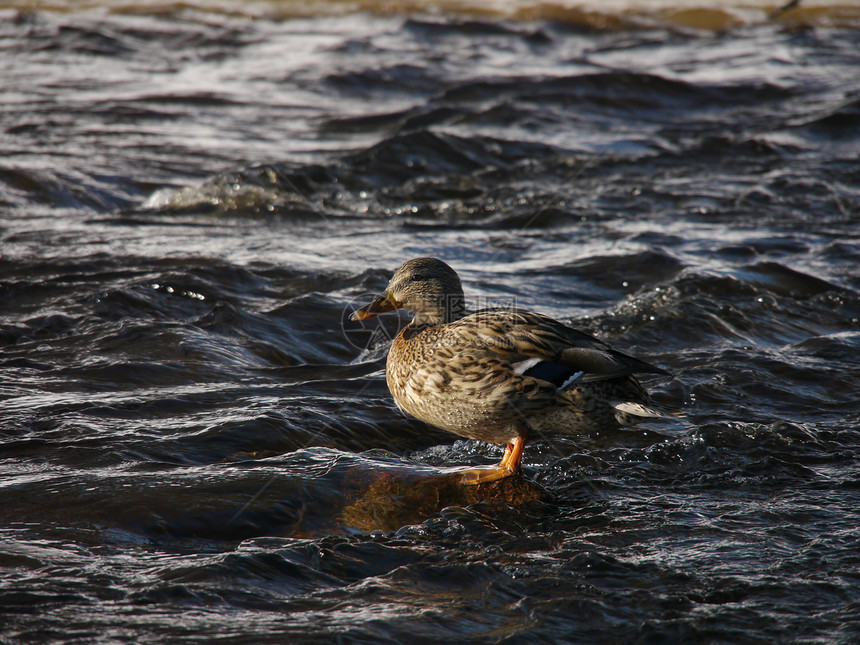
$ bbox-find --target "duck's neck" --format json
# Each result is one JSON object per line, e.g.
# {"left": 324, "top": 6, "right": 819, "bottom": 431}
{"left": 410, "top": 293, "right": 467, "bottom": 327}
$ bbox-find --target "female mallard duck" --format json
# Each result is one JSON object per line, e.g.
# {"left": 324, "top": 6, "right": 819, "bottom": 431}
{"left": 352, "top": 257, "right": 674, "bottom": 484}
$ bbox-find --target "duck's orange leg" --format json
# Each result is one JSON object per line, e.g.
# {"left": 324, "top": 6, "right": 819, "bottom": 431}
{"left": 499, "top": 434, "right": 526, "bottom": 472}
{"left": 459, "top": 434, "right": 527, "bottom": 485}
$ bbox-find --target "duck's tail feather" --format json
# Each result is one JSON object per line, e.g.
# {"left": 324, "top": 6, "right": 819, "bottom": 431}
{"left": 613, "top": 399, "right": 684, "bottom": 425}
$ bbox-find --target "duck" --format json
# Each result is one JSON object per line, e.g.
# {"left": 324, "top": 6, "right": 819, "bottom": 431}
{"left": 351, "top": 257, "right": 675, "bottom": 484}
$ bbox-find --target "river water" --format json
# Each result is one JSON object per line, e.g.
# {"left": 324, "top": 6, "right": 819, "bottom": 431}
{"left": 2, "top": 1, "right": 860, "bottom": 642}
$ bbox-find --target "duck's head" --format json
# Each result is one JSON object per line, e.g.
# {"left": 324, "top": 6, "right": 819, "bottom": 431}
{"left": 351, "top": 257, "right": 466, "bottom": 326}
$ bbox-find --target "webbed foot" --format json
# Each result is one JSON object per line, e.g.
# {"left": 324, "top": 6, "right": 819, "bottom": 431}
{"left": 459, "top": 465, "right": 518, "bottom": 485}
{"left": 458, "top": 435, "right": 527, "bottom": 485}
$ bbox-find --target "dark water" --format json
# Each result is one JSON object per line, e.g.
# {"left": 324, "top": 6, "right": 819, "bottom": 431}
{"left": 2, "top": 3, "right": 860, "bottom": 642}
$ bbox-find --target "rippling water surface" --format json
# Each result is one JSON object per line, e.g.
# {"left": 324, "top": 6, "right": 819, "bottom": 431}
{"left": 2, "top": 1, "right": 860, "bottom": 642}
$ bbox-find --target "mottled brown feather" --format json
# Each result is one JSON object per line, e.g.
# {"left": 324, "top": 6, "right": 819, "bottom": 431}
{"left": 355, "top": 258, "right": 675, "bottom": 453}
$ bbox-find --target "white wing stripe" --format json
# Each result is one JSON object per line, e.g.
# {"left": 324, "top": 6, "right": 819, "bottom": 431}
{"left": 561, "top": 371, "right": 584, "bottom": 388}
{"left": 512, "top": 358, "right": 542, "bottom": 374}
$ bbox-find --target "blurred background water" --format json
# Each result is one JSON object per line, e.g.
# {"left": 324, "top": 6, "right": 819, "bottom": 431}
{"left": 2, "top": 0, "right": 860, "bottom": 642}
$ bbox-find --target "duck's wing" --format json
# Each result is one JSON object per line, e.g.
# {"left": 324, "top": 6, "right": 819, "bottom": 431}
{"left": 453, "top": 308, "right": 668, "bottom": 385}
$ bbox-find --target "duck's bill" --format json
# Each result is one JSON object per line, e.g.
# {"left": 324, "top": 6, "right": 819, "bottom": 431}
{"left": 350, "top": 293, "right": 401, "bottom": 321}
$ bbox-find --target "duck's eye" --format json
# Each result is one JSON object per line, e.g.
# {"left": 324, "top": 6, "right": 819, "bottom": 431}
{"left": 410, "top": 273, "right": 424, "bottom": 282}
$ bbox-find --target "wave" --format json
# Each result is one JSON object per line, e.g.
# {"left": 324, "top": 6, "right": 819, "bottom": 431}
{"left": 5, "top": 0, "right": 860, "bottom": 29}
